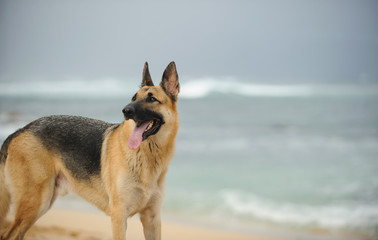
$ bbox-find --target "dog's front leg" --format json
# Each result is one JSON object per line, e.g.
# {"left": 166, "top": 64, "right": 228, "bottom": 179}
{"left": 140, "top": 206, "right": 161, "bottom": 240}
{"left": 110, "top": 201, "right": 128, "bottom": 240}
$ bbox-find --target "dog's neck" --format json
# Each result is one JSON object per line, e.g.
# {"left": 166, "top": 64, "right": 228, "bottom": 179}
{"left": 117, "top": 120, "right": 178, "bottom": 184}
{"left": 125, "top": 138, "right": 174, "bottom": 186}
{"left": 137, "top": 124, "right": 178, "bottom": 166}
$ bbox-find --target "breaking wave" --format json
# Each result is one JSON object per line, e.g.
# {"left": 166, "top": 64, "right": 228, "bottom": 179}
{"left": 0, "top": 78, "right": 136, "bottom": 99}
{"left": 180, "top": 78, "right": 314, "bottom": 98}
{"left": 1, "top": 77, "right": 377, "bottom": 99}
{"left": 220, "top": 190, "right": 378, "bottom": 235}
{"left": 180, "top": 78, "right": 378, "bottom": 98}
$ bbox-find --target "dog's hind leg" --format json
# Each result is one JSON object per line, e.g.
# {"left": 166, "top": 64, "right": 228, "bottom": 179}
{"left": 0, "top": 132, "right": 56, "bottom": 240}
{"left": 1, "top": 178, "right": 55, "bottom": 240}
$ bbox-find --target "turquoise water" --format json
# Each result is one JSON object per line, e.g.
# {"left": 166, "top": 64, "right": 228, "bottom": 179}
{"left": 1, "top": 79, "right": 378, "bottom": 238}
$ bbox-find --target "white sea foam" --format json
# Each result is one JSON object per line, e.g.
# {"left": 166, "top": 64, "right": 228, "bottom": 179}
{"left": 220, "top": 190, "right": 378, "bottom": 231}
{"left": 1, "top": 77, "right": 377, "bottom": 99}
{"left": 180, "top": 78, "right": 314, "bottom": 98}
{"left": 179, "top": 78, "right": 378, "bottom": 98}
{"left": 0, "top": 78, "right": 135, "bottom": 99}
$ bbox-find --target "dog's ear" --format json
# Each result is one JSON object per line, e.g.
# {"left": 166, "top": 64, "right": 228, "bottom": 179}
{"left": 141, "top": 62, "right": 154, "bottom": 87}
{"left": 160, "top": 61, "right": 180, "bottom": 101}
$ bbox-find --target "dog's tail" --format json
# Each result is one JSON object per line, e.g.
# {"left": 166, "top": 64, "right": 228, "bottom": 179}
{"left": 0, "top": 167, "right": 10, "bottom": 227}
{"left": 0, "top": 135, "right": 12, "bottom": 226}
{"left": 0, "top": 164, "right": 10, "bottom": 227}
{"left": 0, "top": 129, "right": 26, "bottom": 225}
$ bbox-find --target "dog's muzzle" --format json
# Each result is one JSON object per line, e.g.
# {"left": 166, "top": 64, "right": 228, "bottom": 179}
{"left": 122, "top": 104, "right": 135, "bottom": 120}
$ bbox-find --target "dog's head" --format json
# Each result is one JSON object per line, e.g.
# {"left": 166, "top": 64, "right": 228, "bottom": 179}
{"left": 122, "top": 62, "right": 180, "bottom": 150}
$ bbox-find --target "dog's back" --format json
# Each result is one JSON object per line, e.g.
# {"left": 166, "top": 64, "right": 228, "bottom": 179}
{"left": 26, "top": 115, "right": 117, "bottom": 179}
{"left": 2, "top": 116, "right": 117, "bottom": 179}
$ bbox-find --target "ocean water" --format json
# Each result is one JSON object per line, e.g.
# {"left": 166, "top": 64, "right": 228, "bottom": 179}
{"left": 1, "top": 79, "right": 378, "bottom": 239}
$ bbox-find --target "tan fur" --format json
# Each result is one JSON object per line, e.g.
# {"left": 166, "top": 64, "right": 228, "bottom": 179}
{"left": 1, "top": 132, "right": 56, "bottom": 239}
{"left": 103, "top": 86, "right": 178, "bottom": 239}
{"left": 0, "top": 63, "right": 180, "bottom": 240}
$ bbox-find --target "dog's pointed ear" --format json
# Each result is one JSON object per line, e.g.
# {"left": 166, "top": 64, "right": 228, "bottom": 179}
{"left": 141, "top": 62, "right": 154, "bottom": 87}
{"left": 160, "top": 61, "right": 180, "bottom": 101}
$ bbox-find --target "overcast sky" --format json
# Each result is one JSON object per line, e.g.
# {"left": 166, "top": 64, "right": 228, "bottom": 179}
{"left": 0, "top": 0, "right": 377, "bottom": 83}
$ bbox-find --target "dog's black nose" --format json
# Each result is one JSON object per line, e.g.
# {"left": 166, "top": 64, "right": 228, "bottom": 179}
{"left": 122, "top": 105, "right": 135, "bottom": 120}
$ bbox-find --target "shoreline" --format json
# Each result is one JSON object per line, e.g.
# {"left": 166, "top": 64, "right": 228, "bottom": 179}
{"left": 49, "top": 197, "right": 372, "bottom": 240}
{"left": 2, "top": 206, "right": 371, "bottom": 240}
{"left": 21, "top": 208, "right": 276, "bottom": 240}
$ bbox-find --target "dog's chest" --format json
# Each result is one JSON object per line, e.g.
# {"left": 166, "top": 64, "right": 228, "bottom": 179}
{"left": 117, "top": 173, "right": 165, "bottom": 216}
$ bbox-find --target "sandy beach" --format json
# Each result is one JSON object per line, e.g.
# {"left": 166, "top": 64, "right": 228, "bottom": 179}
{"left": 0, "top": 208, "right": 280, "bottom": 240}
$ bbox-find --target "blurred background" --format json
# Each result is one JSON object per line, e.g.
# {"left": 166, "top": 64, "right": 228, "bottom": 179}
{"left": 1, "top": 0, "right": 378, "bottom": 239}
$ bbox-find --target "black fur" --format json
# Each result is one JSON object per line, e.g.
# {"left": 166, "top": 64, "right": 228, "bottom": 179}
{"left": 29, "top": 115, "right": 118, "bottom": 179}
{"left": 123, "top": 98, "right": 164, "bottom": 124}
{"left": 1, "top": 115, "right": 118, "bottom": 180}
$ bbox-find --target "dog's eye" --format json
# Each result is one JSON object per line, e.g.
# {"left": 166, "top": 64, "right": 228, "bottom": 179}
{"left": 132, "top": 94, "right": 137, "bottom": 101}
{"left": 148, "top": 96, "right": 158, "bottom": 102}
{"left": 146, "top": 93, "right": 160, "bottom": 103}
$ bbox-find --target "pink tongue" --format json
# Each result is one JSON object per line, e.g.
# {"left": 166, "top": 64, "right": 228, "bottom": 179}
{"left": 128, "top": 121, "right": 152, "bottom": 150}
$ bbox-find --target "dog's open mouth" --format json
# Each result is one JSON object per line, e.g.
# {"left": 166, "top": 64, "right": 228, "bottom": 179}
{"left": 141, "top": 119, "right": 162, "bottom": 140}
{"left": 128, "top": 119, "right": 163, "bottom": 150}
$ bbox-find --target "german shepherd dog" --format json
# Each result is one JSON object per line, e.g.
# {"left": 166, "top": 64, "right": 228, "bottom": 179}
{"left": 0, "top": 62, "right": 180, "bottom": 240}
